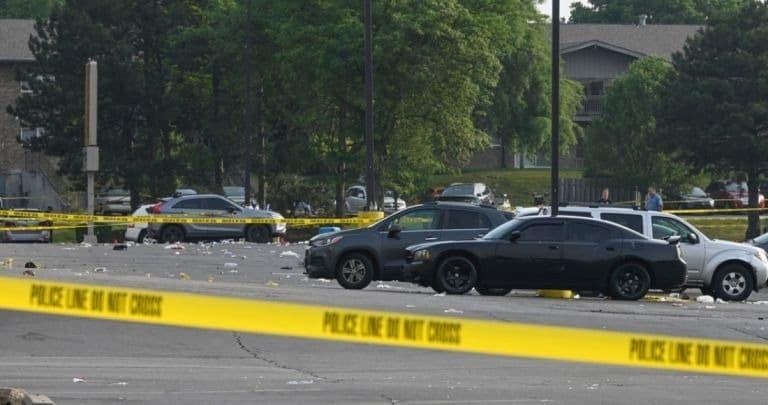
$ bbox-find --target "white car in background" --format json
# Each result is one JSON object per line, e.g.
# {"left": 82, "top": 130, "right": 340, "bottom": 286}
{"left": 345, "top": 185, "right": 406, "bottom": 214}
{"left": 124, "top": 204, "right": 153, "bottom": 243}
{"left": 538, "top": 205, "right": 768, "bottom": 301}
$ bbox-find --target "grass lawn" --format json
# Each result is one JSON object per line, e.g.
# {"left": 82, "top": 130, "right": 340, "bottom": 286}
{"left": 429, "top": 168, "right": 583, "bottom": 206}
{"left": 685, "top": 218, "right": 756, "bottom": 242}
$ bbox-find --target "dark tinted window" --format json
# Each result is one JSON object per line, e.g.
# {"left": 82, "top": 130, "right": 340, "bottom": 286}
{"left": 201, "top": 198, "right": 237, "bottom": 211}
{"left": 172, "top": 199, "right": 201, "bottom": 209}
{"left": 519, "top": 223, "right": 562, "bottom": 242}
{"left": 446, "top": 210, "right": 491, "bottom": 229}
{"left": 566, "top": 222, "right": 611, "bottom": 243}
{"left": 601, "top": 213, "right": 643, "bottom": 234}
{"left": 559, "top": 211, "right": 593, "bottom": 218}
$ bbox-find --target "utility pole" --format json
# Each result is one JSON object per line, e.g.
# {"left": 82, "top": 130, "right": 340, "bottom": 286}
{"left": 550, "top": 1, "right": 560, "bottom": 217}
{"left": 363, "top": 0, "right": 376, "bottom": 211}
{"left": 243, "top": 0, "right": 254, "bottom": 207}
{"left": 84, "top": 60, "right": 99, "bottom": 243}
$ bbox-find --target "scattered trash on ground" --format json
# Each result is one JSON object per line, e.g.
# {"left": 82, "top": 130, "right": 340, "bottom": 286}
{"left": 444, "top": 308, "right": 464, "bottom": 314}
{"left": 266, "top": 281, "right": 279, "bottom": 287}
{"left": 208, "top": 276, "right": 214, "bottom": 283}
{"left": 24, "top": 261, "right": 38, "bottom": 269}
{"left": 179, "top": 272, "right": 190, "bottom": 280}
{"left": 705, "top": 305, "right": 716, "bottom": 309}
{"left": 22, "top": 269, "right": 35, "bottom": 277}
{"left": 696, "top": 295, "right": 715, "bottom": 303}
{"left": 405, "top": 304, "right": 415, "bottom": 308}
{"left": 753, "top": 301, "right": 768, "bottom": 305}
{"left": 433, "top": 292, "right": 447, "bottom": 297}
{"left": 113, "top": 244, "right": 127, "bottom": 251}
{"left": 279, "top": 251, "right": 301, "bottom": 259}
{"left": 72, "top": 377, "right": 86, "bottom": 383}
{"left": 94, "top": 267, "right": 107, "bottom": 273}
{"left": 109, "top": 382, "right": 128, "bottom": 386}
{"left": 286, "top": 380, "right": 314, "bottom": 385}
{"left": 376, "top": 283, "right": 393, "bottom": 289}
{"left": 165, "top": 243, "right": 185, "bottom": 250}
{"left": 280, "top": 266, "right": 293, "bottom": 270}
{"left": 715, "top": 298, "right": 728, "bottom": 304}
{"left": 80, "top": 242, "right": 92, "bottom": 248}
{"left": 224, "top": 262, "right": 238, "bottom": 268}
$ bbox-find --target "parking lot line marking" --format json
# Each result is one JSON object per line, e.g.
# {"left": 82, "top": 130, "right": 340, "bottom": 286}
{"left": 2, "top": 274, "right": 768, "bottom": 379}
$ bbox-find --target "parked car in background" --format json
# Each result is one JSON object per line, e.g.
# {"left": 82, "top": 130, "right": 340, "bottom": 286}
{"left": 706, "top": 180, "right": 765, "bottom": 208}
{"left": 174, "top": 188, "right": 198, "bottom": 197}
{"left": 403, "top": 216, "right": 686, "bottom": 300}
{"left": 538, "top": 205, "right": 768, "bottom": 301}
{"left": 663, "top": 187, "right": 715, "bottom": 210}
{"left": 223, "top": 186, "right": 246, "bottom": 205}
{"left": 147, "top": 194, "right": 286, "bottom": 243}
{"left": 124, "top": 204, "right": 154, "bottom": 243}
{"left": 344, "top": 185, "right": 406, "bottom": 214}
{"left": 96, "top": 189, "right": 131, "bottom": 215}
{"left": 304, "top": 202, "right": 514, "bottom": 290}
{"left": 746, "top": 232, "right": 768, "bottom": 252}
{"left": 0, "top": 209, "right": 53, "bottom": 243}
{"left": 436, "top": 183, "right": 495, "bottom": 206}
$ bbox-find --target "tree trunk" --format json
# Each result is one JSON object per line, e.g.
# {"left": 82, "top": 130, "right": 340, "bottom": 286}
{"left": 746, "top": 171, "right": 761, "bottom": 240}
{"left": 257, "top": 86, "right": 267, "bottom": 209}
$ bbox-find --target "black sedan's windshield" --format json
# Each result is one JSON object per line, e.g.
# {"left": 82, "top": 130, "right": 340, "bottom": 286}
{"left": 483, "top": 219, "right": 523, "bottom": 240}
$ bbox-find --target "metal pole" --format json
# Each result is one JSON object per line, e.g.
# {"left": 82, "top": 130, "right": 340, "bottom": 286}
{"left": 243, "top": 0, "right": 253, "bottom": 207}
{"left": 364, "top": 0, "right": 376, "bottom": 211}
{"left": 550, "top": 1, "right": 560, "bottom": 217}
{"left": 84, "top": 60, "right": 98, "bottom": 243}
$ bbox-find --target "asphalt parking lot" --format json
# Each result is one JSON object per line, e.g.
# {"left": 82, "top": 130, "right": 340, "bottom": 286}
{"left": 3, "top": 241, "right": 768, "bottom": 404}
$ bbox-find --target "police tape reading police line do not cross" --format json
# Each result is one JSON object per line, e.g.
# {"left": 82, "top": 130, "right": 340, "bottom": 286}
{"left": 29, "top": 284, "right": 163, "bottom": 318}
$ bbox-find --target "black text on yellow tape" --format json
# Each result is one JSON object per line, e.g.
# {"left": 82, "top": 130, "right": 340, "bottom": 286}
{"left": 2, "top": 275, "right": 768, "bottom": 379}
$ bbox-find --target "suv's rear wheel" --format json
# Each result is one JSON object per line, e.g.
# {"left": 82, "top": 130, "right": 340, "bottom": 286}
{"left": 336, "top": 253, "right": 374, "bottom": 289}
{"left": 436, "top": 256, "right": 477, "bottom": 295}
{"left": 160, "top": 225, "right": 185, "bottom": 243}
{"left": 711, "top": 264, "right": 753, "bottom": 301}
{"left": 608, "top": 262, "right": 650, "bottom": 300}
{"left": 245, "top": 225, "right": 271, "bottom": 243}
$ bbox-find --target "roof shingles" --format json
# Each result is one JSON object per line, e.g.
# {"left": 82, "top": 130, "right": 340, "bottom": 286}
{"left": 559, "top": 24, "right": 702, "bottom": 61}
{"left": 0, "top": 19, "right": 35, "bottom": 62}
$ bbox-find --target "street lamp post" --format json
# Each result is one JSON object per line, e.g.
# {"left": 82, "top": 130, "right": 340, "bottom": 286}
{"left": 364, "top": 0, "right": 376, "bottom": 211}
{"left": 550, "top": 1, "right": 560, "bottom": 217}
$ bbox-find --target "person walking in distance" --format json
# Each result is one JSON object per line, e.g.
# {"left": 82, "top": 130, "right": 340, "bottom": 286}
{"left": 597, "top": 188, "right": 611, "bottom": 204}
{"left": 646, "top": 187, "right": 663, "bottom": 211}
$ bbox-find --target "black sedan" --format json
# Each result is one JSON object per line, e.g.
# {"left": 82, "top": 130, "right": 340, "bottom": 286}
{"left": 402, "top": 216, "right": 687, "bottom": 300}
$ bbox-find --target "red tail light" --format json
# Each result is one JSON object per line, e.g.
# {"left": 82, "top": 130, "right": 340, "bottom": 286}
{"left": 150, "top": 202, "right": 164, "bottom": 214}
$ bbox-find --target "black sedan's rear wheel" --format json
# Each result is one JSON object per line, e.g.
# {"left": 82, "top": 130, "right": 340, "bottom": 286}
{"left": 436, "top": 256, "right": 477, "bottom": 295}
{"left": 160, "top": 225, "right": 185, "bottom": 244}
{"left": 245, "top": 225, "right": 272, "bottom": 243}
{"left": 336, "top": 253, "right": 374, "bottom": 290}
{"left": 475, "top": 286, "right": 512, "bottom": 296}
{"left": 608, "top": 262, "right": 650, "bottom": 301}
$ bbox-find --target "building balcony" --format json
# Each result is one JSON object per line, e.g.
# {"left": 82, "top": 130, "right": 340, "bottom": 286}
{"left": 575, "top": 96, "right": 603, "bottom": 122}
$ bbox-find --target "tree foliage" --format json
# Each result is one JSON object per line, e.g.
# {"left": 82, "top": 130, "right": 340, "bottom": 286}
{"left": 0, "top": 0, "right": 62, "bottom": 19}
{"left": 657, "top": 1, "right": 768, "bottom": 238}
{"left": 584, "top": 57, "right": 687, "bottom": 190}
{"left": 569, "top": 0, "right": 749, "bottom": 24}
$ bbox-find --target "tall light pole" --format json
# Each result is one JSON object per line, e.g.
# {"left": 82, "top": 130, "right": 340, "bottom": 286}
{"left": 364, "top": 0, "right": 376, "bottom": 210}
{"left": 84, "top": 60, "right": 99, "bottom": 243}
{"left": 550, "top": 1, "right": 560, "bottom": 217}
{"left": 243, "top": 0, "right": 254, "bottom": 207}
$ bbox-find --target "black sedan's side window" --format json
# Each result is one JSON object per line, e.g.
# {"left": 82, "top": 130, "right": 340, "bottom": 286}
{"left": 566, "top": 222, "right": 611, "bottom": 243}
{"left": 445, "top": 210, "right": 491, "bottom": 230}
{"left": 518, "top": 224, "right": 562, "bottom": 242}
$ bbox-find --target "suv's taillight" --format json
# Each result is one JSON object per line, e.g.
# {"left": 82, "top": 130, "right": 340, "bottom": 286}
{"left": 150, "top": 202, "right": 164, "bottom": 214}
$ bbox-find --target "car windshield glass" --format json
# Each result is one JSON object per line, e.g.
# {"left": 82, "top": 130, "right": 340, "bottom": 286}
{"left": 483, "top": 219, "right": 523, "bottom": 240}
{"left": 754, "top": 233, "right": 768, "bottom": 244}
{"left": 223, "top": 187, "right": 244, "bottom": 196}
{"left": 442, "top": 184, "right": 475, "bottom": 196}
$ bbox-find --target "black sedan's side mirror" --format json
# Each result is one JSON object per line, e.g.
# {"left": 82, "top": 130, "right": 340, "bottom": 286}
{"left": 388, "top": 224, "right": 402, "bottom": 238}
{"left": 508, "top": 231, "right": 521, "bottom": 242}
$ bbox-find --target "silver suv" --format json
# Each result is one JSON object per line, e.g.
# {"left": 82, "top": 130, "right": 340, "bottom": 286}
{"left": 147, "top": 194, "right": 286, "bottom": 243}
{"left": 537, "top": 206, "right": 768, "bottom": 301}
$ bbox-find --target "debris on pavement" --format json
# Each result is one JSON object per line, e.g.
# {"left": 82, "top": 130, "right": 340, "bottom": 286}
{"left": 376, "top": 283, "right": 393, "bottom": 289}
{"left": 178, "top": 272, "right": 191, "bottom": 280}
{"left": 165, "top": 243, "right": 185, "bottom": 250}
{"left": 208, "top": 276, "right": 214, "bottom": 283}
{"left": 705, "top": 305, "right": 716, "bottom": 309}
{"left": 279, "top": 251, "right": 301, "bottom": 259}
{"left": 72, "top": 377, "right": 86, "bottom": 383}
{"left": 223, "top": 262, "right": 238, "bottom": 268}
{"left": 113, "top": 244, "right": 128, "bottom": 251}
{"left": 265, "top": 281, "right": 279, "bottom": 287}
{"left": 286, "top": 380, "right": 314, "bottom": 385}
{"left": 22, "top": 269, "right": 35, "bottom": 277}
{"left": 444, "top": 308, "right": 464, "bottom": 314}
{"left": 80, "top": 242, "right": 92, "bottom": 248}
{"left": 24, "top": 261, "right": 38, "bottom": 269}
{"left": 280, "top": 266, "right": 293, "bottom": 270}
{"left": 94, "top": 267, "right": 107, "bottom": 273}
{"left": 433, "top": 292, "right": 447, "bottom": 297}
{"left": 696, "top": 295, "right": 715, "bottom": 303}
{"left": 715, "top": 298, "right": 728, "bottom": 304}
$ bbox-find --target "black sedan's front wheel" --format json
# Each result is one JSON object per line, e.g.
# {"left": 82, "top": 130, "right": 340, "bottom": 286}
{"left": 436, "top": 256, "right": 477, "bottom": 295}
{"left": 608, "top": 262, "right": 650, "bottom": 301}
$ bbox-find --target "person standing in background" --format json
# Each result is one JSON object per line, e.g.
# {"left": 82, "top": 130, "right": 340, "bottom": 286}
{"left": 597, "top": 188, "right": 611, "bottom": 204}
{"left": 646, "top": 187, "right": 663, "bottom": 211}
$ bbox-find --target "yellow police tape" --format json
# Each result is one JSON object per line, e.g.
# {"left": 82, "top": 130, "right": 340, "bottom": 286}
{"left": 0, "top": 209, "right": 377, "bottom": 227}
{"left": 0, "top": 275, "right": 767, "bottom": 379}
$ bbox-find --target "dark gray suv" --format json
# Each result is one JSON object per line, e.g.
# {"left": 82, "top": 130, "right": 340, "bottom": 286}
{"left": 304, "top": 202, "right": 513, "bottom": 290}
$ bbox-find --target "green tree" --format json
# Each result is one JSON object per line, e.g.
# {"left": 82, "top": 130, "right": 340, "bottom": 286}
{"left": 570, "top": 0, "right": 748, "bottom": 24}
{"left": 658, "top": 2, "right": 768, "bottom": 238}
{"left": 0, "top": 0, "right": 62, "bottom": 18}
{"left": 585, "top": 57, "right": 687, "bottom": 190}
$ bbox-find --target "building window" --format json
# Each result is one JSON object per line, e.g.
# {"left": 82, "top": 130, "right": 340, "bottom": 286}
{"left": 19, "top": 127, "right": 44, "bottom": 143}
{"left": 589, "top": 81, "right": 604, "bottom": 96}
{"left": 20, "top": 81, "right": 32, "bottom": 94}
